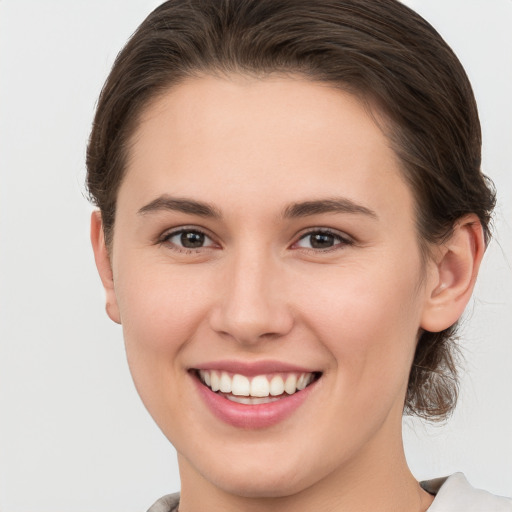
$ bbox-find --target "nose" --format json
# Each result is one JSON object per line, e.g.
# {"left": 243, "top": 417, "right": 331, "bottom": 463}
{"left": 208, "top": 249, "right": 294, "bottom": 346}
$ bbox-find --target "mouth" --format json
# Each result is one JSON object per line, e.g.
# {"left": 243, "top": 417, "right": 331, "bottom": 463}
{"left": 194, "top": 369, "right": 322, "bottom": 405}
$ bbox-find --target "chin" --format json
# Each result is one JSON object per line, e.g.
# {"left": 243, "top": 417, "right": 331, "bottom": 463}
{"left": 208, "top": 467, "right": 311, "bottom": 499}
{"left": 185, "top": 443, "right": 329, "bottom": 500}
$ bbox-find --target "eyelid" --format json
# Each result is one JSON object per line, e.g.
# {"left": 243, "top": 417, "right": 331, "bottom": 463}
{"left": 291, "top": 227, "right": 354, "bottom": 250}
{"left": 158, "top": 225, "right": 219, "bottom": 250}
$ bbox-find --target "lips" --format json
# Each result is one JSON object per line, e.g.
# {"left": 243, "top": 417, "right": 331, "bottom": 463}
{"left": 191, "top": 362, "right": 321, "bottom": 428}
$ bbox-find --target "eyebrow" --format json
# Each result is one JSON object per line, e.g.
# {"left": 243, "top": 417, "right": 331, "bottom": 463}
{"left": 138, "top": 195, "right": 222, "bottom": 218}
{"left": 137, "top": 195, "right": 377, "bottom": 221}
{"left": 283, "top": 198, "right": 378, "bottom": 219}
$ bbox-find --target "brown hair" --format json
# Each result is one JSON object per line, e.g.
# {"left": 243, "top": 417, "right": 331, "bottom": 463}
{"left": 86, "top": 0, "right": 495, "bottom": 421}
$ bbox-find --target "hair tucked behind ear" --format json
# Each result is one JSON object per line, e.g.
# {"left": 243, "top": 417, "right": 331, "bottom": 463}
{"left": 86, "top": 0, "right": 495, "bottom": 421}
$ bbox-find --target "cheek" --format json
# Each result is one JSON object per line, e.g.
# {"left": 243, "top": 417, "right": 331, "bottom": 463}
{"left": 295, "top": 257, "right": 423, "bottom": 396}
{"left": 117, "top": 263, "right": 211, "bottom": 354}
{"left": 113, "top": 262, "right": 214, "bottom": 417}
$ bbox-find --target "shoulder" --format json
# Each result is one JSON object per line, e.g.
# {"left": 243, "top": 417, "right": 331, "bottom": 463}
{"left": 146, "top": 492, "right": 180, "bottom": 512}
{"left": 423, "top": 473, "right": 512, "bottom": 511}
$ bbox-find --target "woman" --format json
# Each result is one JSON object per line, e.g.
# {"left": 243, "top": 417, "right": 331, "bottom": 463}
{"left": 87, "top": 1, "right": 511, "bottom": 510}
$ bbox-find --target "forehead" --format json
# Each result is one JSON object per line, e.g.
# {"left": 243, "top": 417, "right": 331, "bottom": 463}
{"left": 121, "top": 74, "right": 413, "bottom": 222}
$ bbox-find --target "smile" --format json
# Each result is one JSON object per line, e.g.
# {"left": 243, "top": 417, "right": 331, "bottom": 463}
{"left": 192, "top": 366, "right": 322, "bottom": 428}
{"left": 197, "top": 370, "right": 319, "bottom": 404}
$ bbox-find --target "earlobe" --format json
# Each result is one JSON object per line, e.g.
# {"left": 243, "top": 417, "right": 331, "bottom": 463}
{"left": 420, "top": 215, "right": 485, "bottom": 333}
{"left": 90, "top": 211, "right": 121, "bottom": 324}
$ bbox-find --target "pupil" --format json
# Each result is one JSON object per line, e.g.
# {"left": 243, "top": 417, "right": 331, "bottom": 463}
{"left": 310, "top": 233, "right": 334, "bottom": 249}
{"left": 181, "top": 231, "right": 205, "bottom": 248}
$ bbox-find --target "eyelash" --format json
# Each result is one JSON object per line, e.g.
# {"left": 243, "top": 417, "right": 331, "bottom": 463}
{"left": 158, "top": 227, "right": 218, "bottom": 253}
{"left": 294, "top": 228, "right": 354, "bottom": 252}
{"left": 158, "top": 227, "right": 354, "bottom": 254}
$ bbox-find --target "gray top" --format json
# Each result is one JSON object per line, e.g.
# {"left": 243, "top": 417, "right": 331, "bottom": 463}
{"left": 147, "top": 492, "right": 180, "bottom": 512}
{"left": 147, "top": 473, "right": 512, "bottom": 511}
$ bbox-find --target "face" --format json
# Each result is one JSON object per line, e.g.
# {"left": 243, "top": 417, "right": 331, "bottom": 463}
{"left": 101, "top": 75, "right": 435, "bottom": 497}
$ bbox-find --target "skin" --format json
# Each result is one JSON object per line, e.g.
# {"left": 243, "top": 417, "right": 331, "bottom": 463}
{"left": 91, "top": 75, "right": 484, "bottom": 512}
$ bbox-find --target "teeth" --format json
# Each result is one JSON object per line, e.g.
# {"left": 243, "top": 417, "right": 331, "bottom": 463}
{"left": 219, "top": 372, "right": 232, "bottom": 393}
{"left": 227, "top": 395, "right": 281, "bottom": 404}
{"left": 210, "top": 370, "right": 220, "bottom": 392}
{"left": 284, "top": 374, "right": 297, "bottom": 394}
{"left": 250, "top": 375, "right": 269, "bottom": 397}
{"left": 232, "top": 374, "right": 250, "bottom": 396}
{"left": 270, "top": 375, "right": 285, "bottom": 396}
{"left": 198, "top": 370, "right": 317, "bottom": 398}
{"left": 299, "top": 373, "right": 313, "bottom": 390}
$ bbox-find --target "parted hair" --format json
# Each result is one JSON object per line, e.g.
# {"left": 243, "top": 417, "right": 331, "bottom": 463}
{"left": 86, "top": 0, "right": 495, "bottom": 421}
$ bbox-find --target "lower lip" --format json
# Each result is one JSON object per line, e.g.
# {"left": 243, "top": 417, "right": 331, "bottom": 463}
{"left": 192, "top": 373, "right": 318, "bottom": 429}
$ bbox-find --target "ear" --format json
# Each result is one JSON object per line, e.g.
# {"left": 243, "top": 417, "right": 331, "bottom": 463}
{"left": 421, "top": 214, "right": 486, "bottom": 332}
{"left": 90, "top": 211, "right": 121, "bottom": 324}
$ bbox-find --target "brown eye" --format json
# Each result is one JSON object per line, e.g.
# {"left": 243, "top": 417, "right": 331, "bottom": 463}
{"left": 295, "top": 230, "right": 352, "bottom": 251}
{"left": 309, "top": 232, "right": 336, "bottom": 249}
{"left": 180, "top": 231, "right": 205, "bottom": 248}
{"left": 163, "top": 229, "right": 216, "bottom": 250}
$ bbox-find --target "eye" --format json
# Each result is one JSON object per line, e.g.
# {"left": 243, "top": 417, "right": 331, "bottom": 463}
{"left": 294, "top": 230, "right": 352, "bottom": 251}
{"left": 161, "top": 228, "right": 217, "bottom": 250}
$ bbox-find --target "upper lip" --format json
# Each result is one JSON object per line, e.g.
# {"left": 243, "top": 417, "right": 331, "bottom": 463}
{"left": 191, "top": 359, "right": 319, "bottom": 376}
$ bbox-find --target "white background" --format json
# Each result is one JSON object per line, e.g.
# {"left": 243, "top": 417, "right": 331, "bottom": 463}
{"left": 0, "top": 1, "right": 511, "bottom": 511}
